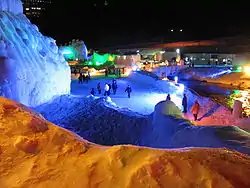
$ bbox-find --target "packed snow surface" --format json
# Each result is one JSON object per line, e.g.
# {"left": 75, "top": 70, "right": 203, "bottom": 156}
{"left": 177, "top": 67, "right": 232, "bottom": 80}
{"left": 35, "top": 94, "right": 250, "bottom": 154}
{"left": 1, "top": 97, "right": 250, "bottom": 188}
{"left": 205, "top": 72, "right": 250, "bottom": 88}
{"left": 0, "top": 1, "right": 71, "bottom": 107}
{"left": 0, "top": 0, "right": 22, "bottom": 14}
{"left": 70, "top": 72, "right": 238, "bottom": 126}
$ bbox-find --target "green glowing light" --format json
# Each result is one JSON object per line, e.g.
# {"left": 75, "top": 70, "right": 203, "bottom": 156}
{"left": 61, "top": 47, "right": 75, "bottom": 60}
{"left": 233, "top": 90, "right": 240, "bottom": 94}
{"left": 85, "top": 52, "right": 116, "bottom": 67}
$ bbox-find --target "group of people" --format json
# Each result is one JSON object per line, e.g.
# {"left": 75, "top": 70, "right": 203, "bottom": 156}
{"left": 78, "top": 72, "right": 91, "bottom": 84}
{"left": 90, "top": 79, "right": 132, "bottom": 98}
{"left": 166, "top": 93, "right": 200, "bottom": 121}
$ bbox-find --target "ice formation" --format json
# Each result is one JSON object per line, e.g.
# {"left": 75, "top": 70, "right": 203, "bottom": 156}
{"left": 0, "top": 0, "right": 23, "bottom": 14}
{"left": 0, "top": 0, "right": 71, "bottom": 107}
{"left": 1, "top": 96, "right": 250, "bottom": 188}
{"left": 60, "top": 39, "right": 88, "bottom": 61}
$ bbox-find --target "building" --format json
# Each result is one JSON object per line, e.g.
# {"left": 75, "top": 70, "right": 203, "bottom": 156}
{"left": 22, "top": 0, "right": 51, "bottom": 18}
{"left": 99, "top": 35, "right": 250, "bottom": 67}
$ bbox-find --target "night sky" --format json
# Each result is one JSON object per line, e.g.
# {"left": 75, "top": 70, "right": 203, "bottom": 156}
{"left": 34, "top": 0, "right": 250, "bottom": 48}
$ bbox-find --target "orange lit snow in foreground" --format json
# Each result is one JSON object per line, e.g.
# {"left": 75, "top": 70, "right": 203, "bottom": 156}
{"left": 0, "top": 97, "right": 250, "bottom": 188}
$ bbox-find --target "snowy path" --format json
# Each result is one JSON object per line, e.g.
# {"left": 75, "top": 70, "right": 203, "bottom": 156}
{"left": 71, "top": 73, "right": 180, "bottom": 115}
{"left": 70, "top": 72, "right": 241, "bottom": 127}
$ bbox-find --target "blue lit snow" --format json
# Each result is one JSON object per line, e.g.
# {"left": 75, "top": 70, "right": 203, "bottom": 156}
{"left": 35, "top": 72, "right": 250, "bottom": 155}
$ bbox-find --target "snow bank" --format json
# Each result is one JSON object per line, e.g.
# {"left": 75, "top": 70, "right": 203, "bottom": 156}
{"left": 0, "top": 0, "right": 22, "bottom": 14}
{"left": 205, "top": 72, "right": 250, "bottom": 89}
{"left": 35, "top": 95, "right": 250, "bottom": 154}
{"left": 35, "top": 95, "right": 150, "bottom": 146}
{"left": 176, "top": 67, "right": 250, "bottom": 89}
{"left": 1, "top": 96, "right": 250, "bottom": 187}
{"left": 178, "top": 67, "right": 232, "bottom": 80}
{"left": 0, "top": 3, "right": 71, "bottom": 107}
{"left": 153, "top": 65, "right": 186, "bottom": 77}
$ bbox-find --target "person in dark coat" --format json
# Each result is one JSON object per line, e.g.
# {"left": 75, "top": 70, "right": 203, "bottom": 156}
{"left": 82, "top": 74, "right": 86, "bottom": 83}
{"left": 112, "top": 80, "right": 118, "bottom": 94}
{"left": 105, "top": 69, "right": 108, "bottom": 77}
{"left": 78, "top": 73, "right": 83, "bottom": 84}
{"left": 118, "top": 69, "right": 121, "bottom": 77}
{"left": 87, "top": 72, "right": 91, "bottom": 80}
{"left": 90, "top": 88, "right": 95, "bottom": 96}
{"left": 182, "top": 94, "right": 188, "bottom": 113}
{"left": 166, "top": 94, "right": 171, "bottom": 101}
{"left": 97, "top": 83, "right": 101, "bottom": 95}
{"left": 125, "top": 85, "right": 132, "bottom": 98}
{"left": 85, "top": 74, "right": 89, "bottom": 83}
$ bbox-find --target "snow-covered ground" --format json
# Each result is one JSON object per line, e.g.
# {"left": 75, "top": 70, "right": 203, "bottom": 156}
{"left": 205, "top": 72, "right": 250, "bottom": 89}
{"left": 177, "top": 67, "right": 250, "bottom": 119}
{"left": 2, "top": 96, "right": 250, "bottom": 187}
{"left": 71, "top": 72, "right": 184, "bottom": 114}
{"left": 34, "top": 73, "right": 250, "bottom": 154}
{"left": 177, "top": 67, "right": 232, "bottom": 80}
{"left": 70, "top": 72, "right": 237, "bottom": 126}
{"left": 35, "top": 94, "right": 250, "bottom": 154}
{"left": 177, "top": 67, "right": 250, "bottom": 89}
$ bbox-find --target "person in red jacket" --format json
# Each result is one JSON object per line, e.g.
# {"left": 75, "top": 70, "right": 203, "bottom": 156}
{"left": 191, "top": 100, "right": 200, "bottom": 121}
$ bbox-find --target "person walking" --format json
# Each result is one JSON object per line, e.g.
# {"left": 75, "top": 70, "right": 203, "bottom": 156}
{"left": 104, "top": 83, "right": 109, "bottom": 96}
{"left": 97, "top": 83, "right": 101, "bottom": 95}
{"left": 108, "top": 83, "right": 111, "bottom": 96}
{"left": 182, "top": 94, "right": 188, "bottom": 113}
{"left": 112, "top": 80, "right": 118, "bottom": 95}
{"left": 78, "top": 73, "right": 83, "bottom": 84}
{"left": 125, "top": 85, "right": 132, "bottom": 98}
{"left": 191, "top": 100, "right": 200, "bottom": 121}
{"left": 88, "top": 72, "right": 91, "bottom": 80}
{"left": 166, "top": 94, "right": 171, "bottom": 101}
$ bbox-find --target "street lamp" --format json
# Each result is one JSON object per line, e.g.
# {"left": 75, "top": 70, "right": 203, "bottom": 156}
{"left": 176, "top": 48, "right": 180, "bottom": 54}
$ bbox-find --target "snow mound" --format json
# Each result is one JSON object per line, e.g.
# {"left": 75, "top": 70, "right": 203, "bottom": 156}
{"left": 154, "top": 100, "right": 182, "bottom": 118}
{"left": 1, "top": 97, "right": 250, "bottom": 188}
{"left": 178, "top": 67, "right": 232, "bottom": 80}
{"left": 0, "top": 5, "right": 71, "bottom": 107}
{"left": 35, "top": 95, "right": 250, "bottom": 154}
{"left": 0, "top": 0, "right": 22, "bottom": 14}
{"left": 35, "top": 95, "right": 150, "bottom": 146}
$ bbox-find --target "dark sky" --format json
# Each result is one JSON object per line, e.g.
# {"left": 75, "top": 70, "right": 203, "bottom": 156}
{"left": 33, "top": 0, "right": 250, "bottom": 48}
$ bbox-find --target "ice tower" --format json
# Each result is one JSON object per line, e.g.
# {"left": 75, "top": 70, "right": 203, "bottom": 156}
{"left": 0, "top": 0, "right": 71, "bottom": 107}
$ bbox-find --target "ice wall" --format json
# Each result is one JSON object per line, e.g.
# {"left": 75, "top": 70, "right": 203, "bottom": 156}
{"left": 0, "top": 1, "right": 71, "bottom": 107}
{"left": 0, "top": 0, "right": 23, "bottom": 14}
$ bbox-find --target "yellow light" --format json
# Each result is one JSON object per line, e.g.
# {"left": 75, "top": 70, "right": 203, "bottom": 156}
{"left": 108, "top": 56, "right": 114, "bottom": 61}
{"left": 125, "top": 68, "right": 132, "bottom": 75}
{"left": 243, "top": 66, "right": 250, "bottom": 76}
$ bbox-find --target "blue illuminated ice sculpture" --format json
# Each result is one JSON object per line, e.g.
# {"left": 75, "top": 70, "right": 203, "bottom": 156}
{"left": 0, "top": 0, "right": 71, "bottom": 107}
